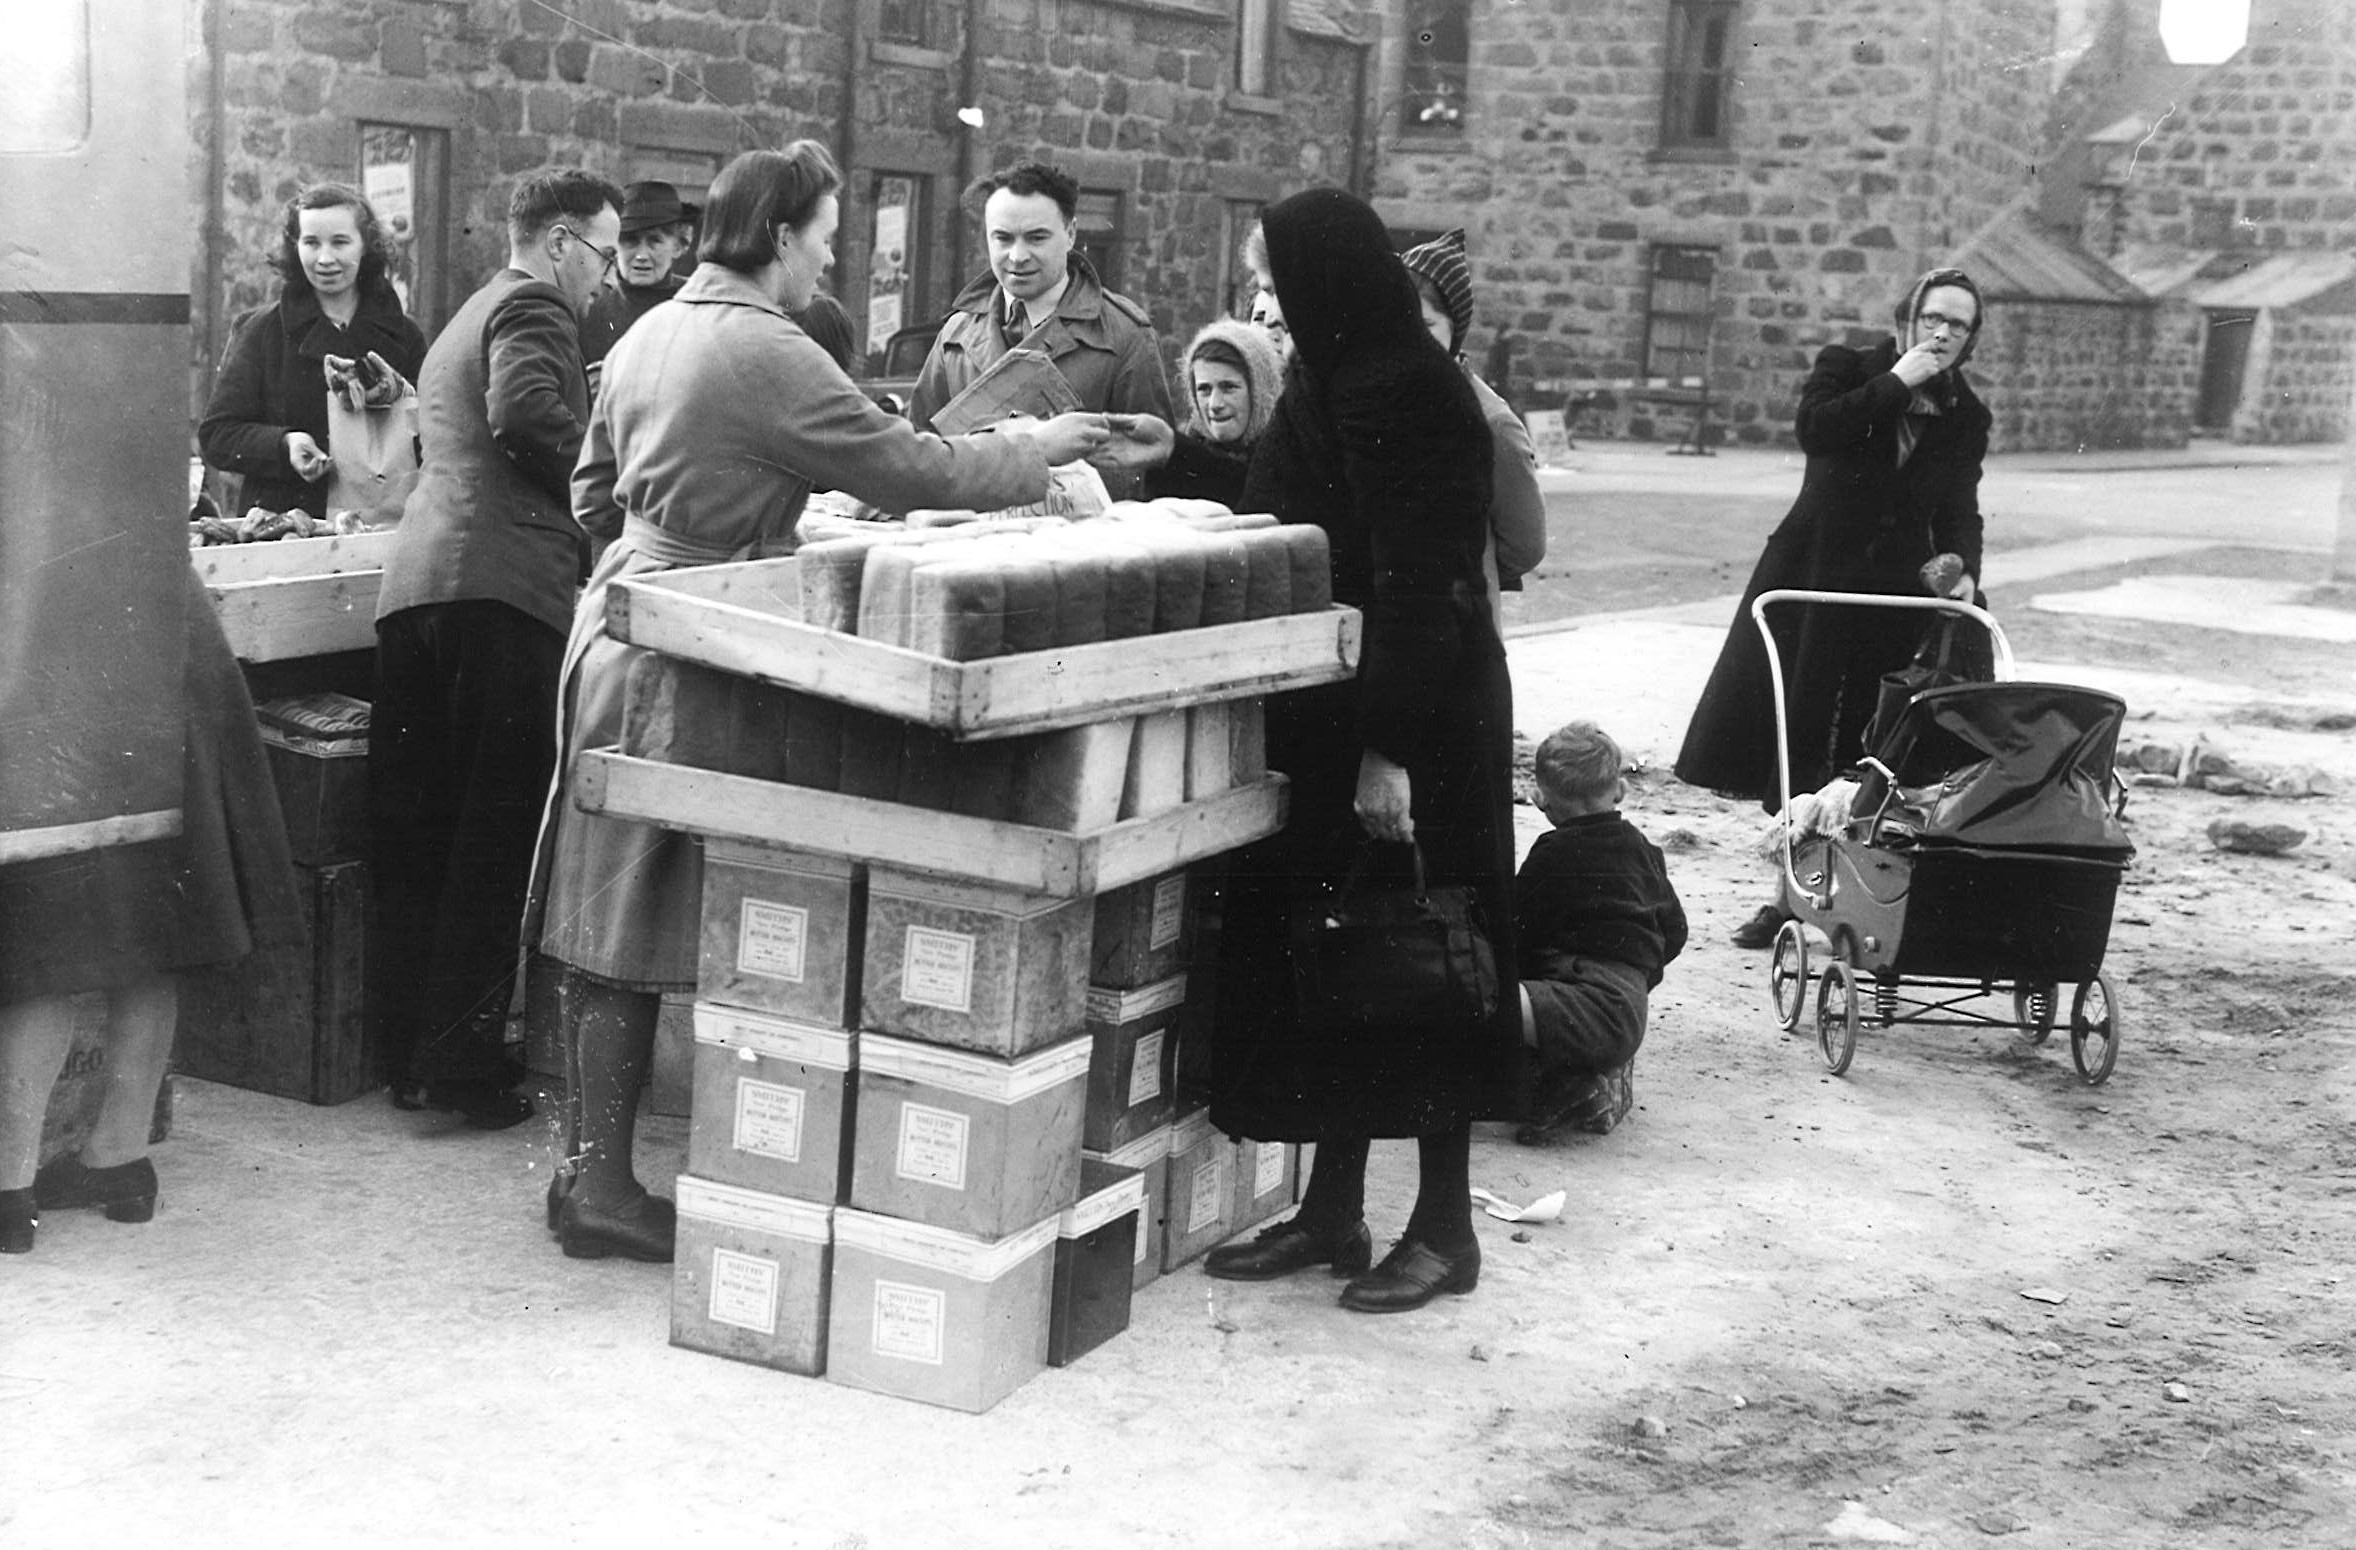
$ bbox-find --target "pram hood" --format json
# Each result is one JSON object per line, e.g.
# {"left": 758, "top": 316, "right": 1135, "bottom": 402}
{"left": 1857, "top": 681, "right": 2133, "bottom": 857}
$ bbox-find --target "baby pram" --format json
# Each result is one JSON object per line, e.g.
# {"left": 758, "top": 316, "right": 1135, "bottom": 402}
{"left": 1753, "top": 590, "right": 2134, "bottom": 1084}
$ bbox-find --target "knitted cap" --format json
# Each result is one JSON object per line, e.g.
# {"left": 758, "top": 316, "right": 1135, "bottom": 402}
{"left": 1399, "top": 228, "right": 1475, "bottom": 355}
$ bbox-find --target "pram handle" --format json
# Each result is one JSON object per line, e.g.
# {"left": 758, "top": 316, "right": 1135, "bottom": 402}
{"left": 1749, "top": 590, "right": 2015, "bottom": 911}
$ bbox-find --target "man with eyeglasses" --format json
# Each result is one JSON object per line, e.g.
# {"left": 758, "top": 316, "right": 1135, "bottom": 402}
{"left": 1674, "top": 267, "right": 1996, "bottom": 948}
{"left": 370, "top": 169, "right": 625, "bottom": 1127}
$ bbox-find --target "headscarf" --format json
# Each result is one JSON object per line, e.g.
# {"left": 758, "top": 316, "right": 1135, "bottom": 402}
{"left": 1258, "top": 187, "right": 1434, "bottom": 386}
{"left": 1399, "top": 228, "right": 1475, "bottom": 358}
{"left": 1892, "top": 266, "right": 1986, "bottom": 374}
{"left": 1179, "top": 318, "right": 1285, "bottom": 446}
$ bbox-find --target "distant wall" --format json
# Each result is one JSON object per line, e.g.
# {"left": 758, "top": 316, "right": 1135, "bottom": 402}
{"left": 2236, "top": 311, "right": 2356, "bottom": 444}
{"left": 1973, "top": 297, "right": 2201, "bottom": 452}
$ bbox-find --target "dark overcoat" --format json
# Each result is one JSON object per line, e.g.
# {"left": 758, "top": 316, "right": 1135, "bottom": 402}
{"left": 1674, "top": 339, "right": 1990, "bottom": 811}
{"left": 197, "top": 282, "right": 427, "bottom": 517}
{"left": 1207, "top": 189, "right": 1521, "bottom": 1142}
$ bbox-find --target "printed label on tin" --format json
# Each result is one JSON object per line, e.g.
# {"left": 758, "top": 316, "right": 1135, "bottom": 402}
{"left": 1187, "top": 1151, "right": 1227, "bottom": 1234}
{"left": 1255, "top": 1141, "right": 1286, "bottom": 1199}
{"left": 1127, "top": 1030, "right": 1165, "bottom": 1108}
{"left": 900, "top": 926, "right": 977, "bottom": 1013}
{"left": 733, "top": 1077, "right": 805, "bottom": 1163}
{"left": 707, "top": 1247, "right": 779, "bottom": 1336}
{"left": 872, "top": 1279, "right": 946, "bottom": 1365}
{"left": 896, "top": 1102, "right": 970, "bottom": 1191}
{"left": 737, "top": 899, "right": 808, "bottom": 983}
{"left": 1148, "top": 875, "right": 1186, "bottom": 949}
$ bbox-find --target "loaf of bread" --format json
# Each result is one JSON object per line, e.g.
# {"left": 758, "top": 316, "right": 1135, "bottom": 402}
{"left": 995, "top": 553, "right": 1058, "bottom": 655}
{"left": 1280, "top": 524, "right": 1333, "bottom": 612}
{"left": 1185, "top": 701, "right": 1234, "bottom": 800}
{"left": 896, "top": 723, "right": 955, "bottom": 810}
{"left": 947, "top": 737, "right": 1022, "bottom": 821}
{"left": 782, "top": 691, "right": 844, "bottom": 792}
{"left": 1013, "top": 718, "right": 1132, "bottom": 831}
{"left": 1120, "top": 709, "right": 1190, "bottom": 819}
{"left": 1196, "top": 532, "right": 1250, "bottom": 627}
{"left": 1236, "top": 527, "right": 1294, "bottom": 619}
{"left": 902, "top": 557, "right": 1008, "bottom": 661}
{"left": 1044, "top": 548, "right": 1109, "bottom": 646}
{"left": 1229, "top": 695, "right": 1268, "bottom": 781}
{"left": 836, "top": 705, "right": 906, "bottom": 801}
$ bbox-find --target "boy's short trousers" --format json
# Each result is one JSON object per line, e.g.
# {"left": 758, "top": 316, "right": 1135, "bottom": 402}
{"left": 1521, "top": 955, "right": 1650, "bottom": 1077}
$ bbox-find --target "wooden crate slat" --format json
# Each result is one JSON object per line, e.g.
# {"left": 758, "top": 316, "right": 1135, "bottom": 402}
{"left": 573, "top": 751, "right": 1287, "bottom": 898}
{"left": 610, "top": 558, "right": 1359, "bottom": 740}
{"left": 206, "top": 570, "right": 384, "bottom": 660}
{"left": 191, "top": 530, "right": 395, "bottom": 585}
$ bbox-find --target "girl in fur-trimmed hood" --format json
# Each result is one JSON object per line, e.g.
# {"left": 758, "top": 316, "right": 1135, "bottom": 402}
{"left": 1142, "top": 317, "right": 1287, "bottom": 508}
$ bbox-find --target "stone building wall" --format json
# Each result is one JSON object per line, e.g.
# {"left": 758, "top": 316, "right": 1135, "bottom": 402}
{"left": 1364, "top": 0, "right": 2055, "bottom": 448}
{"left": 188, "top": 0, "right": 1367, "bottom": 417}
{"left": 1971, "top": 298, "right": 2201, "bottom": 452}
{"left": 2235, "top": 312, "right": 2355, "bottom": 444}
{"left": 2109, "top": 0, "right": 2356, "bottom": 256}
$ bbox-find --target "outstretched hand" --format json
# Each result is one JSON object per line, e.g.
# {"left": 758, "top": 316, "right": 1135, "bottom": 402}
{"left": 1024, "top": 411, "right": 1112, "bottom": 467}
{"left": 1088, "top": 413, "right": 1176, "bottom": 474}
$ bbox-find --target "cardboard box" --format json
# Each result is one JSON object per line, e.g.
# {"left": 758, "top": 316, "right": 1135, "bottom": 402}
{"left": 859, "top": 869, "right": 1091, "bottom": 1056}
{"left": 698, "top": 841, "right": 862, "bottom": 1026}
{"left": 1084, "top": 1126, "right": 1170, "bottom": 1292}
{"left": 1049, "top": 1161, "right": 1145, "bottom": 1368}
{"left": 670, "top": 1177, "right": 832, "bottom": 1375}
{"left": 1161, "top": 1107, "right": 1234, "bottom": 1272}
{"left": 176, "top": 859, "right": 373, "bottom": 1105}
{"left": 1080, "top": 975, "right": 1184, "bottom": 1152}
{"left": 1089, "top": 871, "right": 1191, "bottom": 990}
{"left": 1232, "top": 1138, "right": 1299, "bottom": 1237}
{"left": 826, "top": 1208, "right": 1057, "bottom": 1414}
{"left": 686, "top": 1005, "right": 854, "bottom": 1202}
{"left": 850, "top": 1033, "right": 1089, "bottom": 1240}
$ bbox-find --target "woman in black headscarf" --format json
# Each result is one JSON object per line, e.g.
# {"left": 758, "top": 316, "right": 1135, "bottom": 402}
{"left": 1189, "top": 188, "right": 1519, "bottom": 1312}
{"left": 1674, "top": 268, "right": 1992, "bottom": 946}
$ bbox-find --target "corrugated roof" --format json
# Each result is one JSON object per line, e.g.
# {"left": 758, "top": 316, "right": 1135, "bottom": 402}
{"left": 1286, "top": 0, "right": 1361, "bottom": 43}
{"left": 2191, "top": 252, "right": 2356, "bottom": 309}
{"left": 1952, "top": 212, "right": 2144, "bottom": 304}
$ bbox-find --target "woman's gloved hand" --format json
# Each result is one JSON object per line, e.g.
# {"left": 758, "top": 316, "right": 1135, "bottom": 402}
{"left": 1354, "top": 749, "right": 1415, "bottom": 844}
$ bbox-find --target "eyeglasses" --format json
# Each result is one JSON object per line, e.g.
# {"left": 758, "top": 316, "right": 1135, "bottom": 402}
{"left": 1917, "top": 310, "right": 1973, "bottom": 336}
{"left": 555, "top": 225, "right": 618, "bottom": 279}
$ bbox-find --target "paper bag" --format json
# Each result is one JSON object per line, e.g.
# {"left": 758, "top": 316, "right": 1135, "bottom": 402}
{"left": 324, "top": 391, "right": 420, "bottom": 527}
{"left": 932, "top": 346, "right": 1082, "bottom": 436}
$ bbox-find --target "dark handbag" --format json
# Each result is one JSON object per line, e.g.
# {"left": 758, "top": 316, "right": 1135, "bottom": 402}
{"left": 1291, "top": 842, "right": 1500, "bottom": 1036}
{"left": 1866, "top": 609, "right": 1995, "bottom": 754}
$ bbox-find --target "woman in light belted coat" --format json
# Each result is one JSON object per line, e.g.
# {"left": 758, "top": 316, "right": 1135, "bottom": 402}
{"left": 526, "top": 142, "right": 1106, "bottom": 1262}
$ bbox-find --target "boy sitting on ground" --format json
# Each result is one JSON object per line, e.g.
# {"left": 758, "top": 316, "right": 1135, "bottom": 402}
{"left": 1515, "top": 721, "right": 1688, "bottom": 1143}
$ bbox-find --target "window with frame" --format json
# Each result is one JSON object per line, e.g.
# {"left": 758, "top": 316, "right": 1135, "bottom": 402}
{"left": 357, "top": 123, "right": 451, "bottom": 334}
{"left": 878, "top": 0, "right": 927, "bottom": 46}
{"left": 1399, "top": 0, "right": 1469, "bottom": 132}
{"left": 865, "top": 173, "right": 928, "bottom": 370}
{"left": 1221, "top": 201, "right": 1265, "bottom": 322}
{"left": 1075, "top": 191, "right": 1124, "bottom": 292}
{"left": 1642, "top": 245, "right": 1716, "bottom": 382}
{"left": 1236, "top": 0, "right": 1280, "bottom": 95}
{"left": 1659, "top": 0, "right": 1737, "bottom": 150}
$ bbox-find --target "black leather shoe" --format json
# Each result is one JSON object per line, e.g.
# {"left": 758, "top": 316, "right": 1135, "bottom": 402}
{"left": 34, "top": 1155, "right": 158, "bottom": 1223}
{"left": 1731, "top": 904, "right": 1792, "bottom": 949}
{"left": 1338, "top": 1236, "right": 1481, "bottom": 1313}
{"left": 1203, "top": 1216, "right": 1373, "bottom": 1281}
{"left": 558, "top": 1190, "right": 676, "bottom": 1262}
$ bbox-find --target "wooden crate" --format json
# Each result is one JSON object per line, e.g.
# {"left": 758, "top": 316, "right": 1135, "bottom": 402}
{"left": 175, "top": 859, "right": 374, "bottom": 1104}
{"left": 574, "top": 751, "right": 1286, "bottom": 899}
{"left": 195, "top": 531, "right": 394, "bottom": 661}
{"left": 606, "top": 557, "right": 1360, "bottom": 740}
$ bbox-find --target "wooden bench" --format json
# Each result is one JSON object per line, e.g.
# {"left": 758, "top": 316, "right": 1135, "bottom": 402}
{"left": 1552, "top": 377, "right": 1718, "bottom": 456}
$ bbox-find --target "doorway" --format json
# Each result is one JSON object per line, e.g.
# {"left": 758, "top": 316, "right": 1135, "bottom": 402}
{"left": 2194, "top": 308, "right": 2256, "bottom": 432}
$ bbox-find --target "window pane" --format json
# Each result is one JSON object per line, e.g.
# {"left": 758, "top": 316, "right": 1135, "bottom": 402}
{"left": 3, "top": 0, "right": 89, "bottom": 153}
{"left": 1076, "top": 191, "right": 1122, "bottom": 291}
{"left": 867, "top": 175, "right": 921, "bottom": 371}
{"left": 1401, "top": 0, "right": 1469, "bottom": 132}
{"left": 880, "top": 0, "right": 925, "bottom": 45}
{"left": 1662, "top": 1, "right": 1737, "bottom": 148}
{"left": 359, "top": 127, "right": 419, "bottom": 314}
{"left": 1236, "top": 0, "right": 1273, "bottom": 94}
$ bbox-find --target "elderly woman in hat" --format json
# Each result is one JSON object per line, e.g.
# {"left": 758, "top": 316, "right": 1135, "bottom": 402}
{"left": 579, "top": 180, "right": 698, "bottom": 380}
{"left": 1400, "top": 230, "right": 1546, "bottom": 629}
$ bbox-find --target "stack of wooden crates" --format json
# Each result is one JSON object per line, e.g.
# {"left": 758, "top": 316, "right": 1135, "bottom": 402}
{"left": 584, "top": 545, "right": 1359, "bottom": 1412}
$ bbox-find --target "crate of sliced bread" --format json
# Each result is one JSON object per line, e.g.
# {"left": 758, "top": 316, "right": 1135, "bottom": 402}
{"left": 604, "top": 501, "right": 1359, "bottom": 740}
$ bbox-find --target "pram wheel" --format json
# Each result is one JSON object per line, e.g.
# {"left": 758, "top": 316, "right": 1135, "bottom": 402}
{"left": 2070, "top": 973, "right": 2120, "bottom": 1085}
{"left": 2013, "top": 982, "right": 2058, "bottom": 1045}
{"left": 1817, "top": 961, "right": 1860, "bottom": 1075}
{"left": 1770, "top": 920, "right": 1810, "bottom": 1032}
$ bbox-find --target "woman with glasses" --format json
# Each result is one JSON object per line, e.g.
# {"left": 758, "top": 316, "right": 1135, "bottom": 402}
{"left": 1673, "top": 268, "right": 1992, "bottom": 947}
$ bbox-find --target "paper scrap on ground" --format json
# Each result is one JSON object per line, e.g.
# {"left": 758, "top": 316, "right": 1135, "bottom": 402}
{"left": 2020, "top": 1286, "right": 2069, "bottom": 1305}
{"left": 1470, "top": 1187, "right": 1565, "bottom": 1223}
{"left": 1825, "top": 1499, "right": 1916, "bottom": 1544}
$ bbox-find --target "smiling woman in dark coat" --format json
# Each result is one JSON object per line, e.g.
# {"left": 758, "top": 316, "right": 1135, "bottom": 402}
{"left": 1192, "top": 188, "right": 1520, "bottom": 1314}
{"left": 1674, "top": 267, "right": 1992, "bottom": 946}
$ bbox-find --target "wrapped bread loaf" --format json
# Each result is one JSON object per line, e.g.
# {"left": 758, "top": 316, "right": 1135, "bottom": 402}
{"left": 902, "top": 557, "right": 1008, "bottom": 660}
{"left": 896, "top": 724, "right": 956, "bottom": 810}
{"left": 837, "top": 705, "right": 906, "bottom": 801}
{"left": 1195, "top": 532, "right": 1250, "bottom": 627}
{"left": 1043, "top": 548, "right": 1109, "bottom": 647}
{"left": 782, "top": 691, "right": 845, "bottom": 792}
{"left": 995, "top": 552, "right": 1059, "bottom": 655}
{"left": 1120, "top": 709, "right": 1190, "bottom": 819}
{"left": 947, "top": 737, "right": 1022, "bottom": 822}
{"left": 1235, "top": 527, "right": 1294, "bottom": 619}
{"left": 1280, "top": 524, "right": 1334, "bottom": 612}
